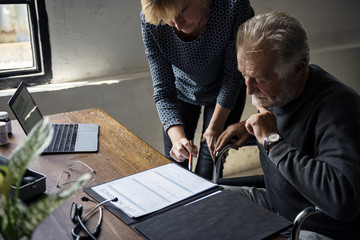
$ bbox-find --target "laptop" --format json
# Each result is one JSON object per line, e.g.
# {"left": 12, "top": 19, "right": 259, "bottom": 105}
{"left": 8, "top": 82, "right": 99, "bottom": 153}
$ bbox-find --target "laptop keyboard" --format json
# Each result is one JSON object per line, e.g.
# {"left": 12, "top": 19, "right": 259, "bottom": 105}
{"left": 45, "top": 124, "right": 78, "bottom": 152}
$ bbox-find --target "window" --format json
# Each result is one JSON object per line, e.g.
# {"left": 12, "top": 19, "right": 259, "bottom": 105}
{"left": 0, "top": 0, "right": 51, "bottom": 90}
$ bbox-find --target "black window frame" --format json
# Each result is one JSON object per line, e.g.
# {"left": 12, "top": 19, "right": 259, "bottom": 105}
{"left": 0, "top": 0, "right": 51, "bottom": 90}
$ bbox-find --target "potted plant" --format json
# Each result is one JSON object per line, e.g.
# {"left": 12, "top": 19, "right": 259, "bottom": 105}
{"left": 0, "top": 118, "right": 92, "bottom": 240}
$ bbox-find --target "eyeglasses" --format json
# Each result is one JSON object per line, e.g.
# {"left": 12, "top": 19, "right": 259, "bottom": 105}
{"left": 56, "top": 161, "right": 96, "bottom": 189}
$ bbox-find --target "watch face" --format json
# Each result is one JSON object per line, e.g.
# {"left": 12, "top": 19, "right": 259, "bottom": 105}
{"left": 268, "top": 133, "right": 280, "bottom": 142}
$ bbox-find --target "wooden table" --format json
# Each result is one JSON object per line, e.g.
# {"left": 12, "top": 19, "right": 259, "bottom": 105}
{"left": 0, "top": 108, "right": 286, "bottom": 240}
{"left": 0, "top": 108, "right": 170, "bottom": 240}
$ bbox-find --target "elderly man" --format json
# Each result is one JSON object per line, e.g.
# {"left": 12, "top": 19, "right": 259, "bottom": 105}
{"left": 215, "top": 12, "right": 360, "bottom": 240}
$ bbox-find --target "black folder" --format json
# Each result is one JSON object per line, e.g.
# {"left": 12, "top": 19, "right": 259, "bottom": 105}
{"left": 85, "top": 188, "right": 292, "bottom": 239}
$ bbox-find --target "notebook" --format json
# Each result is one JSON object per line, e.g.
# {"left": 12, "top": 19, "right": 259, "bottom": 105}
{"left": 8, "top": 82, "right": 99, "bottom": 153}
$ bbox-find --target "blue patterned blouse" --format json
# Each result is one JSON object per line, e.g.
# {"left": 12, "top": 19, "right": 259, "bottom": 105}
{"left": 141, "top": 0, "right": 254, "bottom": 132}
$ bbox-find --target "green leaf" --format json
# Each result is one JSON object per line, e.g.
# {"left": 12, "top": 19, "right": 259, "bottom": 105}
{"left": 0, "top": 166, "right": 12, "bottom": 196}
{"left": 0, "top": 194, "right": 7, "bottom": 232}
{"left": 8, "top": 118, "right": 53, "bottom": 188}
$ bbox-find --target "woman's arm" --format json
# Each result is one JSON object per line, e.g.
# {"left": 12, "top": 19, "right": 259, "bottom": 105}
{"left": 141, "top": 14, "right": 183, "bottom": 131}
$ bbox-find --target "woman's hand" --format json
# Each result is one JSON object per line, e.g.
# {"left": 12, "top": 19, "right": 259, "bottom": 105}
{"left": 167, "top": 126, "right": 197, "bottom": 162}
{"left": 170, "top": 138, "right": 197, "bottom": 162}
{"left": 204, "top": 104, "right": 232, "bottom": 160}
{"left": 201, "top": 126, "right": 222, "bottom": 160}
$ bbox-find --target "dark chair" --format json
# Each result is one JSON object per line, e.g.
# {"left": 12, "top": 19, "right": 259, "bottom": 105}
{"left": 212, "top": 141, "right": 322, "bottom": 240}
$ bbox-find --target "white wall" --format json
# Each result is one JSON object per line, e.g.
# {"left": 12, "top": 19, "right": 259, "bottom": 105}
{"left": 253, "top": 0, "right": 360, "bottom": 92}
{"left": 46, "top": 0, "right": 149, "bottom": 82}
{"left": 0, "top": 0, "right": 359, "bottom": 154}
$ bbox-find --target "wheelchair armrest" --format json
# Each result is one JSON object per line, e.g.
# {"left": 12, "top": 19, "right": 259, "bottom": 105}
{"left": 212, "top": 138, "right": 258, "bottom": 184}
{"left": 291, "top": 206, "right": 322, "bottom": 240}
{"left": 212, "top": 144, "right": 233, "bottom": 184}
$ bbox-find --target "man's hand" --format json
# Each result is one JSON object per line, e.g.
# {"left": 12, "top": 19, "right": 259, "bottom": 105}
{"left": 215, "top": 121, "right": 251, "bottom": 152}
{"left": 245, "top": 104, "right": 277, "bottom": 146}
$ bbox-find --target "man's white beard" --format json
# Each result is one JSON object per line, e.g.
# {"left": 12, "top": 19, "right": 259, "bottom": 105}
{"left": 251, "top": 94, "right": 268, "bottom": 107}
{"left": 251, "top": 87, "right": 296, "bottom": 107}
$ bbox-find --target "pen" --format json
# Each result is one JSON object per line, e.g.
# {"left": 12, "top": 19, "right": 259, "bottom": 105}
{"left": 188, "top": 140, "right": 193, "bottom": 171}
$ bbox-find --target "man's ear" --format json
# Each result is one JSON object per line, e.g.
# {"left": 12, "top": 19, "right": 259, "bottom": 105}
{"left": 294, "top": 61, "right": 307, "bottom": 81}
{"left": 295, "top": 61, "right": 306, "bottom": 74}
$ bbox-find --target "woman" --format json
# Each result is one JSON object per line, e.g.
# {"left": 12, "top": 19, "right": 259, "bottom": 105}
{"left": 140, "top": 0, "right": 254, "bottom": 179}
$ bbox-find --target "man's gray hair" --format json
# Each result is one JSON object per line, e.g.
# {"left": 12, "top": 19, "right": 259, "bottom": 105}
{"left": 236, "top": 11, "right": 310, "bottom": 67}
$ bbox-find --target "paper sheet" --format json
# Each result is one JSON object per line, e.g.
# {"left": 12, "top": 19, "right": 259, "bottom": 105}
{"left": 91, "top": 163, "right": 217, "bottom": 218}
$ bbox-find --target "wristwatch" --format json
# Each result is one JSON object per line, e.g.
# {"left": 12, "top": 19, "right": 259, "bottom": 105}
{"left": 264, "top": 133, "right": 282, "bottom": 153}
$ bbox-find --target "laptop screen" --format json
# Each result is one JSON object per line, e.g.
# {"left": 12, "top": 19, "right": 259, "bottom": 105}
{"left": 8, "top": 82, "right": 44, "bottom": 135}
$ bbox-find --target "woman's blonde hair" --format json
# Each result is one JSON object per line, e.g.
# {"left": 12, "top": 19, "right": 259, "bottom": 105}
{"left": 141, "top": 0, "right": 207, "bottom": 25}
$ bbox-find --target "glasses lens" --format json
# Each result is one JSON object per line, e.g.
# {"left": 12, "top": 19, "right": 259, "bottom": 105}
{"left": 57, "top": 161, "right": 96, "bottom": 189}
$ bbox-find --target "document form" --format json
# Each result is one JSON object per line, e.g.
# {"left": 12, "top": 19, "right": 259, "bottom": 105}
{"left": 91, "top": 163, "right": 217, "bottom": 218}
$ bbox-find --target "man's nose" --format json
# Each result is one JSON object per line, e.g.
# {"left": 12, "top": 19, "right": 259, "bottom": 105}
{"left": 245, "top": 77, "right": 257, "bottom": 95}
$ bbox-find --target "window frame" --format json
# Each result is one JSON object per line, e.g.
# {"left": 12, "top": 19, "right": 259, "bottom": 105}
{"left": 0, "top": 0, "right": 51, "bottom": 90}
